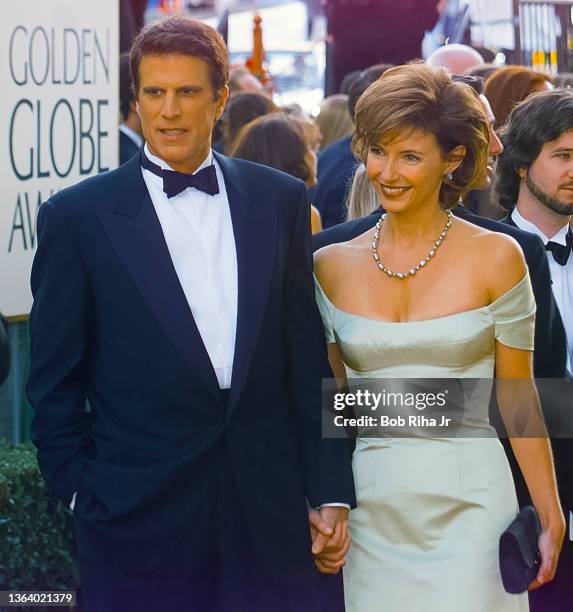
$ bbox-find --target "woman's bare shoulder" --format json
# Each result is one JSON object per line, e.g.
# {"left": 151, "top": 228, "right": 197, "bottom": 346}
{"left": 314, "top": 242, "right": 349, "bottom": 289}
{"left": 314, "top": 232, "right": 371, "bottom": 292}
{"left": 456, "top": 219, "right": 528, "bottom": 300}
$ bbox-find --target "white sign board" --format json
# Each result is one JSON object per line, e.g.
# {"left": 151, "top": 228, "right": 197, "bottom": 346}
{"left": 468, "top": 0, "right": 515, "bottom": 50}
{"left": 0, "top": 0, "right": 119, "bottom": 317}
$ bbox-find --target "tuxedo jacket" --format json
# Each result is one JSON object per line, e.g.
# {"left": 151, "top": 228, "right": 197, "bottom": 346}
{"left": 27, "top": 153, "right": 355, "bottom": 581}
{"left": 309, "top": 136, "right": 357, "bottom": 229}
{"left": 500, "top": 211, "right": 573, "bottom": 517}
{"left": 313, "top": 207, "right": 568, "bottom": 378}
{"left": 119, "top": 129, "right": 141, "bottom": 166}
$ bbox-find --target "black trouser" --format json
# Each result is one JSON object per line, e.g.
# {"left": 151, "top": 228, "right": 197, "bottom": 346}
{"left": 75, "top": 393, "right": 344, "bottom": 612}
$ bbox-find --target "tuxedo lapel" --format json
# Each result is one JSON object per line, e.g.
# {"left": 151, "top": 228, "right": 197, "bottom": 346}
{"left": 215, "top": 154, "right": 277, "bottom": 413}
{"left": 500, "top": 212, "right": 516, "bottom": 227}
{"left": 97, "top": 156, "right": 224, "bottom": 407}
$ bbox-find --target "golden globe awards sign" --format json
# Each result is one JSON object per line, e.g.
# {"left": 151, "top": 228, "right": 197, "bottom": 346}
{"left": 1, "top": 0, "right": 119, "bottom": 317}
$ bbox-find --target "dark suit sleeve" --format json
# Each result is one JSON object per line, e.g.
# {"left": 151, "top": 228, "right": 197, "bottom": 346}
{"left": 283, "top": 184, "right": 356, "bottom": 508}
{"left": 26, "top": 200, "right": 93, "bottom": 505}
{"left": 527, "top": 235, "right": 568, "bottom": 378}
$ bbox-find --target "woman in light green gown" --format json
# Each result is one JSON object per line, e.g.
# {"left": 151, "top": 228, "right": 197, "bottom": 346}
{"left": 313, "top": 64, "right": 565, "bottom": 612}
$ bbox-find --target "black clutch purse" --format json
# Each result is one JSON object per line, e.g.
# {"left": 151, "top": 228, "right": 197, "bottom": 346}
{"left": 499, "top": 506, "right": 542, "bottom": 593}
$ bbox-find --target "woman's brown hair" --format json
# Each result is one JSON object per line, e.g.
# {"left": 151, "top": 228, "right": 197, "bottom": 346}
{"left": 352, "top": 62, "right": 490, "bottom": 208}
{"left": 223, "top": 93, "right": 278, "bottom": 153}
{"left": 130, "top": 16, "right": 229, "bottom": 100}
{"left": 230, "top": 113, "right": 312, "bottom": 184}
{"left": 484, "top": 65, "right": 553, "bottom": 129}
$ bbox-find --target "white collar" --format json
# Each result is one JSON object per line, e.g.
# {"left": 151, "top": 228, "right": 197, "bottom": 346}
{"left": 512, "top": 207, "right": 570, "bottom": 246}
{"left": 143, "top": 143, "right": 213, "bottom": 174}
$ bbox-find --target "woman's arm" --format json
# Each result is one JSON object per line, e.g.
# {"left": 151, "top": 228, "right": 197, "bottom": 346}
{"left": 496, "top": 342, "right": 566, "bottom": 590}
{"left": 327, "top": 342, "right": 348, "bottom": 390}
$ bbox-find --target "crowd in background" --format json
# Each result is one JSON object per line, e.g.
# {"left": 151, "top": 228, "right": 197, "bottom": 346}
{"left": 119, "top": 40, "right": 573, "bottom": 233}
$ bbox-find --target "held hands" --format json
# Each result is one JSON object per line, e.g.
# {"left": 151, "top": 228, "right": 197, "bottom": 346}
{"left": 308, "top": 506, "right": 350, "bottom": 574}
{"left": 528, "top": 520, "right": 565, "bottom": 591}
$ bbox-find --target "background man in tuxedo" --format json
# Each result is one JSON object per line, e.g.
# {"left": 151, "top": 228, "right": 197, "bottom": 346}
{"left": 495, "top": 89, "right": 573, "bottom": 611}
{"left": 496, "top": 89, "right": 572, "bottom": 375}
{"left": 27, "top": 17, "right": 355, "bottom": 612}
{"left": 119, "top": 52, "right": 144, "bottom": 165}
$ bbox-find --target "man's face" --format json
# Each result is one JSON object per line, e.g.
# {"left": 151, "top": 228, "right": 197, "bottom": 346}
{"left": 136, "top": 54, "right": 228, "bottom": 173}
{"left": 521, "top": 129, "right": 573, "bottom": 215}
{"left": 474, "top": 94, "right": 503, "bottom": 190}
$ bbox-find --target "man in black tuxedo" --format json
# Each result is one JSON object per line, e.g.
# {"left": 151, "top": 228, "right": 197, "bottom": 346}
{"left": 495, "top": 89, "right": 573, "bottom": 612}
{"left": 119, "top": 52, "right": 144, "bottom": 165}
{"left": 27, "top": 17, "right": 355, "bottom": 612}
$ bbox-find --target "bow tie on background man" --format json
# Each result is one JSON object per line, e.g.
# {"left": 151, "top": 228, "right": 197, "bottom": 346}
{"left": 545, "top": 228, "right": 572, "bottom": 266}
{"left": 140, "top": 150, "right": 220, "bottom": 198}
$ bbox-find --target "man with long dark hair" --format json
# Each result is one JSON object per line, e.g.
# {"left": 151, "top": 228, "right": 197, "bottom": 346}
{"left": 496, "top": 90, "right": 572, "bottom": 375}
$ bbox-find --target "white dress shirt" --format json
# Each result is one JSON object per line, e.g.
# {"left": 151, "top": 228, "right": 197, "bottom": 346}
{"left": 142, "top": 144, "right": 238, "bottom": 389}
{"left": 511, "top": 208, "right": 573, "bottom": 374}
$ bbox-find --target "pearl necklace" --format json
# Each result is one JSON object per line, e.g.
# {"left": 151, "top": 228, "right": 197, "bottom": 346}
{"left": 371, "top": 210, "right": 453, "bottom": 279}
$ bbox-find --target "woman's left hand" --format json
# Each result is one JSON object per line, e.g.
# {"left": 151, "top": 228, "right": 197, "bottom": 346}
{"left": 528, "top": 521, "right": 566, "bottom": 590}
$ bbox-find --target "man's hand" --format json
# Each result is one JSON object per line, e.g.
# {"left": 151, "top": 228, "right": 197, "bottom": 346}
{"left": 308, "top": 506, "right": 350, "bottom": 574}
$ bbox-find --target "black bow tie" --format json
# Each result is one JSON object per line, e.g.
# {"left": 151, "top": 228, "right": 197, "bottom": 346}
{"left": 140, "top": 150, "right": 219, "bottom": 198}
{"left": 545, "top": 229, "right": 572, "bottom": 266}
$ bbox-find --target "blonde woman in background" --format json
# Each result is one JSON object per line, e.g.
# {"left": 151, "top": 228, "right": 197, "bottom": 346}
{"left": 345, "top": 163, "right": 380, "bottom": 221}
{"left": 316, "top": 94, "right": 355, "bottom": 150}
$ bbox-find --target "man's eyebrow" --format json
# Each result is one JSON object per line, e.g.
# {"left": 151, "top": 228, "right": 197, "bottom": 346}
{"left": 551, "top": 146, "right": 573, "bottom": 153}
{"left": 141, "top": 85, "right": 203, "bottom": 91}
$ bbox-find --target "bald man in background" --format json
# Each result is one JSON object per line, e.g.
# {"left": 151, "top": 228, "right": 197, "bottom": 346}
{"left": 426, "top": 43, "right": 485, "bottom": 74}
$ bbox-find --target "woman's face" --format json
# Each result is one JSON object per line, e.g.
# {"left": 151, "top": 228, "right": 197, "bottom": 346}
{"left": 366, "top": 128, "right": 455, "bottom": 214}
